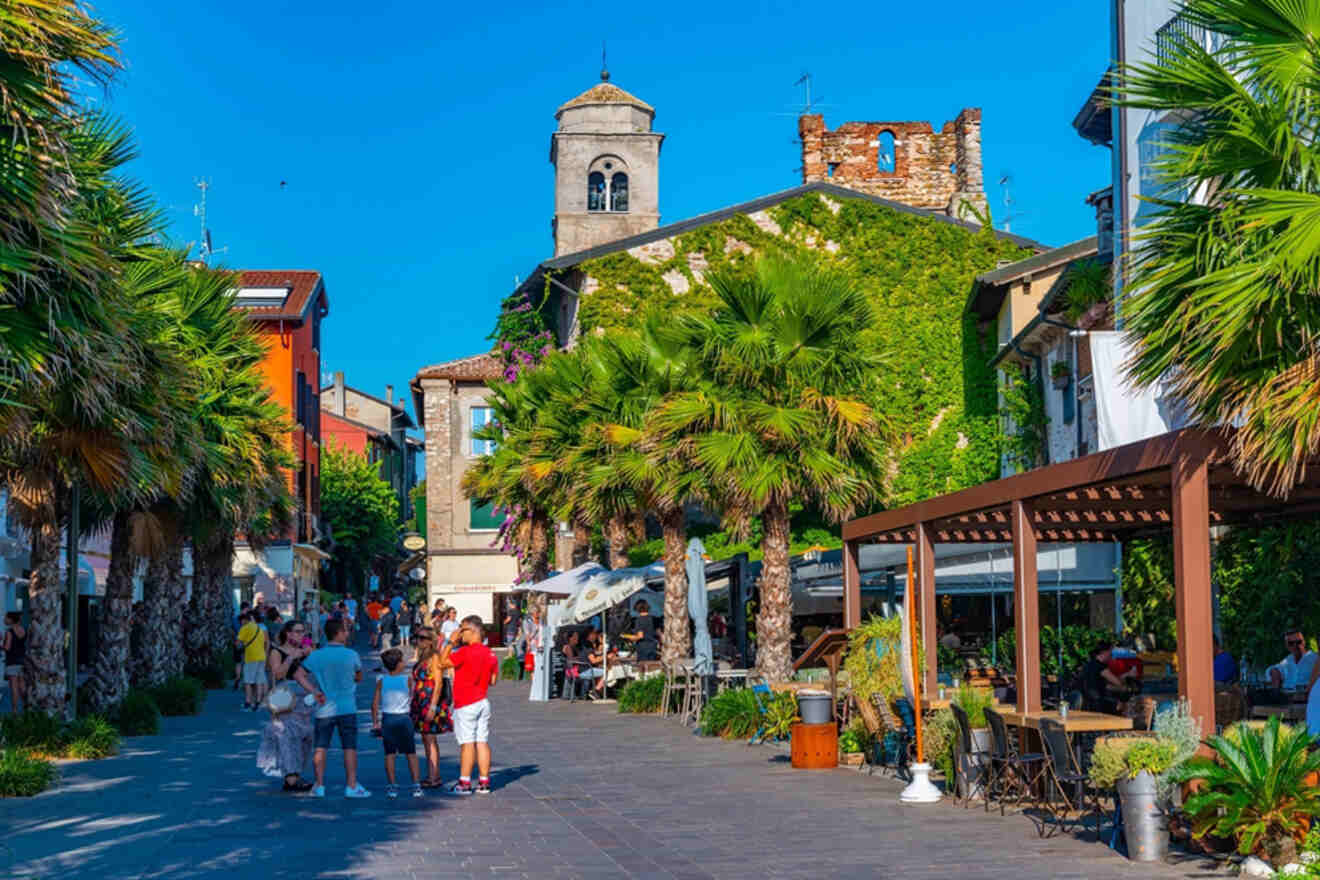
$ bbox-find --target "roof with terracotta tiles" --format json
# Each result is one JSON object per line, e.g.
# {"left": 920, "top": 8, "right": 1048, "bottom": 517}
{"left": 413, "top": 352, "right": 504, "bottom": 382}
{"left": 557, "top": 81, "right": 653, "bottom": 115}
{"left": 234, "top": 270, "right": 327, "bottom": 322}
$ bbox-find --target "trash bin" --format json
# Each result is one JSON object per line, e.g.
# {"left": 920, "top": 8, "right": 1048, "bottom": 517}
{"left": 797, "top": 689, "right": 833, "bottom": 725}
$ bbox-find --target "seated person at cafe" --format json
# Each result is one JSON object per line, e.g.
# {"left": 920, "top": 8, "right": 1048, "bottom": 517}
{"left": 1268, "top": 628, "right": 1317, "bottom": 690}
{"left": 620, "top": 600, "right": 659, "bottom": 661}
{"left": 1081, "top": 643, "right": 1137, "bottom": 714}
{"left": 1213, "top": 634, "right": 1238, "bottom": 684}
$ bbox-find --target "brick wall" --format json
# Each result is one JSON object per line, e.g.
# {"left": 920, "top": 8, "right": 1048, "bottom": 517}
{"left": 800, "top": 108, "right": 987, "bottom": 219}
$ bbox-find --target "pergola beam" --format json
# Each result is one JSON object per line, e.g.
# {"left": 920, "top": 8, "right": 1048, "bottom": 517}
{"left": 1012, "top": 499, "right": 1041, "bottom": 714}
{"left": 1172, "top": 454, "right": 1216, "bottom": 734}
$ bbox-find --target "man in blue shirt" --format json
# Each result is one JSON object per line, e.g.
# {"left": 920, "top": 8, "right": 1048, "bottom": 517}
{"left": 1213, "top": 634, "right": 1237, "bottom": 684}
{"left": 301, "top": 618, "right": 370, "bottom": 798}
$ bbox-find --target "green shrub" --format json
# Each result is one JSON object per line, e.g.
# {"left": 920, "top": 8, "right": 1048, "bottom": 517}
{"left": 1089, "top": 736, "right": 1179, "bottom": 789}
{"left": 924, "top": 707, "right": 958, "bottom": 782}
{"left": 64, "top": 715, "right": 120, "bottom": 760}
{"left": 0, "top": 710, "right": 64, "bottom": 753}
{"left": 1176, "top": 716, "right": 1320, "bottom": 867}
{"left": 952, "top": 684, "right": 994, "bottom": 728}
{"left": 618, "top": 676, "right": 670, "bottom": 714}
{"left": 185, "top": 649, "right": 229, "bottom": 689}
{"left": 150, "top": 676, "right": 205, "bottom": 716}
{"left": 0, "top": 748, "right": 57, "bottom": 797}
{"left": 114, "top": 689, "right": 161, "bottom": 736}
{"left": 842, "top": 615, "right": 905, "bottom": 707}
{"left": 500, "top": 655, "right": 521, "bottom": 681}
{"left": 762, "top": 692, "right": 800, "bottom": 741}
{"left": 838, "top": 718, "right": 874, "bottom": 755}
{"left": 699, "top": 688, "right": 760, "bottom": 738}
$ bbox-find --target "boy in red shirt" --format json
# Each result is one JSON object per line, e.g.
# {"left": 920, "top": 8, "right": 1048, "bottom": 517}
{"left": 440, "top": 614, "right": 498, "bottom": 794}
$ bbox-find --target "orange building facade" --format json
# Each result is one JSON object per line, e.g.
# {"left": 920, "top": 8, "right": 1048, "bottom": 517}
{"left": 230, "top": 271, "right": 331, "bottom": 613}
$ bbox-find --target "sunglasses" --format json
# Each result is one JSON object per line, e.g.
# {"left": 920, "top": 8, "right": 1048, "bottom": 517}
{"left": 1287, "top": 639, "right": 1303, "bottom": 647}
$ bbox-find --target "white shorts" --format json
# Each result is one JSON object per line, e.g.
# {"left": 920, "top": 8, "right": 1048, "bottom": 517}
{"left": 452, "top": 698, "right": 491, "bottom": 744}
{"left": 242, "top": 661, "right": 267, "bottom": 684}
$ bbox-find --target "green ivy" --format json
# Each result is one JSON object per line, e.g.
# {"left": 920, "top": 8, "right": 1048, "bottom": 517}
{"left": 1120, "top": 537, "right": 1177, "bottom": 650}
{"left": 999, "top": 370, "right": 1048, "bottom": 473}
{"left": 568, "top": 193, "right": 1034, "bottom": 508}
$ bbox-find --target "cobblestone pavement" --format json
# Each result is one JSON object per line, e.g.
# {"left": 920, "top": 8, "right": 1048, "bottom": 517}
{"left": 2, "top": 643, "right": 1229, "bottom": 879}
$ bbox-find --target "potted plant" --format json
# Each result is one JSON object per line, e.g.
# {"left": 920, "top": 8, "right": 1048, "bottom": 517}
{"left": 838, "top": 722, "right": 868, "bottom": 766}
{"left": 1051, "top": 360, "right": 1071, "bottom": 389}
{"left": 1090, "top": 736, "right": 1178, "bottom": 860}
{"left": 1174, "top": 716, "right": 1320, "bottom": 871}
{"left": 953, "top": 684, "right": 994, "bottom": 798}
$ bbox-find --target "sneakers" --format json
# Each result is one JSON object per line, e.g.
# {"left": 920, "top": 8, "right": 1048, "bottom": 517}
{"left": 449, "top": 780, "right": 473, "bottom": 796}
{"left": 412, "top": 784, "right": 424, "bottom": 798}
{"left": 386, "top": 784, "right": 398, "bottom": 799}
{"left": 345, "top": 784, "right": 372, "bottom": 799}
{"left": 475, "top": 779, "right": 491, "bottom": 795}
{"left": 311, "top": 785, "right": 325, "bottom": 798}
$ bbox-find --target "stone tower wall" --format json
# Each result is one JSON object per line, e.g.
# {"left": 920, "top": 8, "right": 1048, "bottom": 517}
{"left": 799, "top": 108, "right": 987, "bottom": 220}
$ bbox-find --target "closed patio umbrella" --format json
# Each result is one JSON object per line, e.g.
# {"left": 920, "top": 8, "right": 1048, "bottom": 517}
{"left": 687, "top": 537, "right": 713, "bottom": 675}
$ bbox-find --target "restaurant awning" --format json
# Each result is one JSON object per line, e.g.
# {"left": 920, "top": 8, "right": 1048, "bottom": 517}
{"left": 841, "top": 427, "right": 1320, "bottom": 731}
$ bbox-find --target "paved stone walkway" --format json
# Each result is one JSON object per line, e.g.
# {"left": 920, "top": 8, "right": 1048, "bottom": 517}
{"left": 2, "top": 644, "right": 1230, "bottom": 879}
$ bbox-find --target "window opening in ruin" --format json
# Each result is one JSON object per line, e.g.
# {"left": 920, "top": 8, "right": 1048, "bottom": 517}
{"left": 827, "top": 162, "right": 838, "bottom": 178}
{"left": 610, "top": 172, "right": 629, "bottom": 212}
{"left": 950, "top": 162, "right": 957, "bottom": 175}
{"left": 876, "top": 131, "right": 896, "bottom": 174}
{"left": 588, "top": 172, "right": 606, "bottom": 212}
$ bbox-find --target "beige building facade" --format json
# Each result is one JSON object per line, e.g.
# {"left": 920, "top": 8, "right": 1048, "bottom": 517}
{"left": 409, "top": 353, "right": 518, "bottom": 623}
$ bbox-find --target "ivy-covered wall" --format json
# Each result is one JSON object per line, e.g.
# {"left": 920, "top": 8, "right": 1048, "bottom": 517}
{"left": 561, "top": 192, "right": 1034, "bottom": 507}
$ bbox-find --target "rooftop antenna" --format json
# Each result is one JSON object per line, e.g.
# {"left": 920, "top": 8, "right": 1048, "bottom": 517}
{"left": 794, "top": 72, "right": 823, "bottom": 115}
{"left": 192, "top": 179, "right": 227, "bottom": 264}
{"left": 998, "top": 173, "right": 1027, "bottom": 233}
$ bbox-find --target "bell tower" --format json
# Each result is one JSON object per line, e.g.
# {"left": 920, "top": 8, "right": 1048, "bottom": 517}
{"left": 550, "top": 71, "right": 663, "bottom": 256}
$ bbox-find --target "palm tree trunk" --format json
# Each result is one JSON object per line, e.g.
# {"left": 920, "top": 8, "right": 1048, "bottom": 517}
{"left": 87, "top": 510, "right": 135, "bottom": 713}
{"left": 184, "top": 541, "right": 210, "bottom": 669}
{"left": 25, "top": 495, "right": 67, "bottom": 716}
{"left": 527, "top": 508, "right": 551, "bottom": 584}
{"left": 136, "top": 554, "right": 171, "bottom": 687}
{"left": 607, "top": 515, "right": 629, "bottom": 570}
{"left": 755, "top": 500, "right": 793, "bottom": 683}
{"left": 659, "top": 507, "right": 690, "bottom": 665}
{"left": 162, "top": 541, "right": 186, "bottom": 677}
{"left": 198, "top": 536, "right": 235, "bottom": 661}
{"left": 572, "top": 518, "right": 591, "bottom": 567}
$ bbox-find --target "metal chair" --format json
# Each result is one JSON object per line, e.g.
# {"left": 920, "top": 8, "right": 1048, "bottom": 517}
{"left": 983, "top": 706, "right": 1048, "bottom": 816}
{"left": 868, "top": 695, "right": 915, "bottom": 779}
{"left": 1037, "top": 718, "right": 1104, "bottom": 840}
{"left": 950, "top": 703, "right": 992, "bottom": 806}
{"left": 748, "top": 675, "right": 777, "bottom": 745}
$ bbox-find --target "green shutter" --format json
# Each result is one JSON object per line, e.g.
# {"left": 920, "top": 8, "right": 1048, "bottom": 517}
{"left": 469, "top": 500, "right": 502, "bottom": 530}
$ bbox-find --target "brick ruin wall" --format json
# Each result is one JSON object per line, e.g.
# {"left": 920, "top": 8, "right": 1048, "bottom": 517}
{"left": 799, "top": 108, "right": 986, "bottom": 219}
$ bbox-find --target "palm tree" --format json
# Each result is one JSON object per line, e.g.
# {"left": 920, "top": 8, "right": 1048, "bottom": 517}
{"left": 1118, "top": 0, "right": 1320, "bottom": 496}
{"left": 0, "top": 2, "right": 118, "bottom": 408}
{"left": 584, "top": 324, "right": 703, "bottom": 663}
{"left": 649, "top": 256, "right": 888, "bottom": 681}
{"left": 2, "top": 118, "right": 158, "bottom": 715}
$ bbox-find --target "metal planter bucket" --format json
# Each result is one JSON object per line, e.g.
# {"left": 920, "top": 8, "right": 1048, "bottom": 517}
{"left": 1117, "top": 770, "right": 1168, "bottom": 862}
{"left": 797, "top": 690, "right": 833, "bottom": 725}
{"left": 957, "top": 727, "right": 993, "bottom": 799}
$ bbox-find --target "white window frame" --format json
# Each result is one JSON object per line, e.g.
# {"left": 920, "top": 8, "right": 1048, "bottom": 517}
{"left": 470, "top": 406, "right": 496, "bottom": 457}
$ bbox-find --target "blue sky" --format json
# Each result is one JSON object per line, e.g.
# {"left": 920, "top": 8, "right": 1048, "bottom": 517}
{"left": 97, "top": 0, "right": 1111, "bottom": 424}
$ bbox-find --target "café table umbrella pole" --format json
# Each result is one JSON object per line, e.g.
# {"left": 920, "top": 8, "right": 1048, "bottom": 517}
{"left": 901, "top": 544, "right": 941, "bottom": 804}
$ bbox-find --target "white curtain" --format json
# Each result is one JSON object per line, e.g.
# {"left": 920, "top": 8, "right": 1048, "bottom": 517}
{"left": 1090, "top": 331, "right": 1193, "bottom": 450}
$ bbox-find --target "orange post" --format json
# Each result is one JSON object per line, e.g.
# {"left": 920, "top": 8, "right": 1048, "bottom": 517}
{"left": 908, "top": 546, "right": 924, "bottom": 764}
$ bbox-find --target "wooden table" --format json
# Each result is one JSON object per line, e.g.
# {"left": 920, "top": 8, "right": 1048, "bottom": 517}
{"left": 1000, "top": 710, "right": 1134, "bottom": 733}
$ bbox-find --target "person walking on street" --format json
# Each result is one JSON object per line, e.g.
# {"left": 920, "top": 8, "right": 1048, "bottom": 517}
{"left": 518, "top": 607, "right": 542, "bottom": 681}
{"left": 409, "top": 626, "right": 451, "bottom": 788}
{"left": 440, "top": 615, "right": 498, "bottom": 795}
{"left": 3, "top": 612, "right": 27, "bottom": 713}
{"left": 236, "top": 611, "right": 269, "bottom": 711}
{"left": 257, "top": 621, "right": 318, "bottom": 792}
{"left": 440, "top": 607, "right": 459, "bottom": 641}
{"left": 372, "top": 648, "right": 423, "bottom": 798}
{"left": 397, "top": 600, "right": 412, "bottom": 655}
{"left": 301, "top": 618, "right": 370, "bottom": 798}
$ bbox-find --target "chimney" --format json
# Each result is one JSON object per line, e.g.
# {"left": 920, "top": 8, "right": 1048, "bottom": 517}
{"left": 334, "top": 371, "right": 345, "bottom": 416}
{"left": 386, "top": 384, "right": 393, "bottom": 406}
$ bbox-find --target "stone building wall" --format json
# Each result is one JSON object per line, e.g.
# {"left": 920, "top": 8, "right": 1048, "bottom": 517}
{"left": 799, "top": 108, "right": 987, "bottom": 219}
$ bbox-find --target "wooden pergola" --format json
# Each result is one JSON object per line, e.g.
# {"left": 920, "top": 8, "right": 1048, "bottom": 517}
{"left": 841, "top": 428, "right": 1320, "bottom": 730}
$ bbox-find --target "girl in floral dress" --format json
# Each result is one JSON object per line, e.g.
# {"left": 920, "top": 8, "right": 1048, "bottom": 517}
{"left": 410, "top": 627, "right": 451, "bottom": 787}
